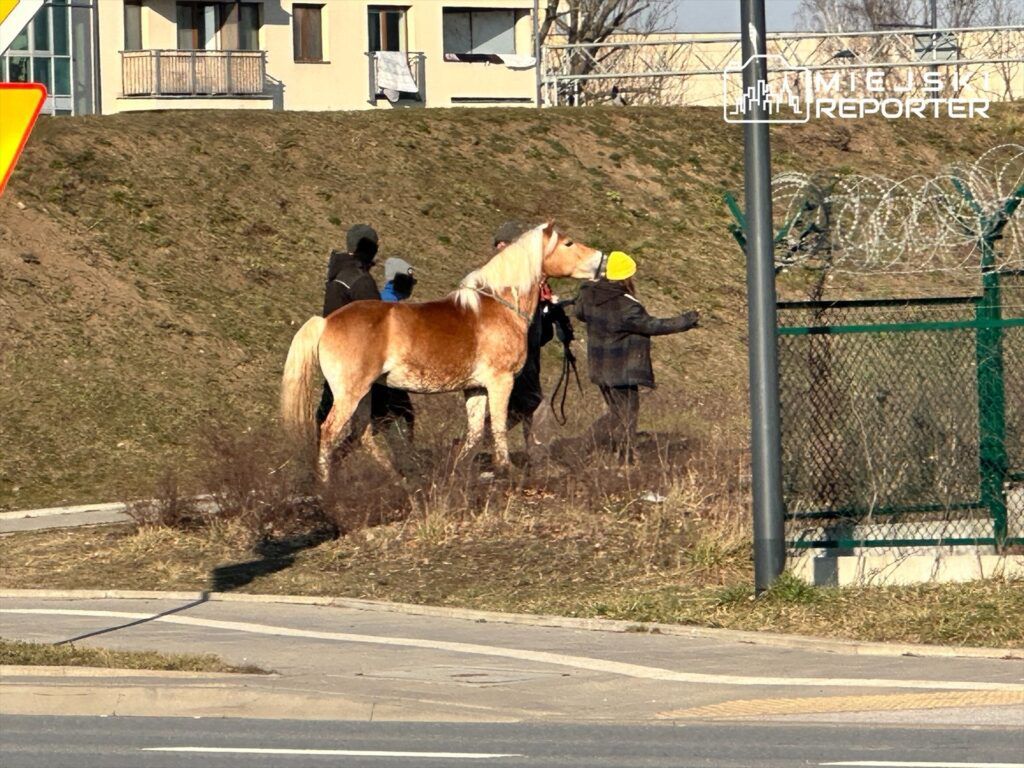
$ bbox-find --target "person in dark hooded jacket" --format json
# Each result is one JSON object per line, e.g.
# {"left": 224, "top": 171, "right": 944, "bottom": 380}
{"left": 492, "top": 221, "right": 574, "bottom": 448}
{"left": 575, "top": 251, "right": 698, "bottom": 460}
{"left": 316, "top": 224, "right": 381, "bottom": 428}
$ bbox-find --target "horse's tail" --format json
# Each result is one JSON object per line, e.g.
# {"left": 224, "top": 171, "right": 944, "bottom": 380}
{"left": 280, "top": 315, "right": 326, "bottom": 441}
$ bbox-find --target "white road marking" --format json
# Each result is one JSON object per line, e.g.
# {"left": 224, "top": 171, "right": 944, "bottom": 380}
{"left": 822, "top": 762, "right": 1024, "bottom": 768}
{"left": 3, "top": 608, "right": 1022, "bottom": 692}
{"left": 144, "top": 747, "right": 519, "bottom": 759}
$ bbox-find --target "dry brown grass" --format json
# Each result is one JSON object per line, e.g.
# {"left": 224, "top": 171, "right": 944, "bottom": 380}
{"left": 4, "top": 105, "right": 1024, "bottom": 645}
{"left": 3, "top": 421, "right": 1021, "bottom": 648}
{"left": 0, "top": 638, "right": 267, "bottom": 673}
{"left": 4, "top": 513, "right": 1020, "bottom": 647}
{"left": 3, "top": 106, "right": 1023, "bottom": 509}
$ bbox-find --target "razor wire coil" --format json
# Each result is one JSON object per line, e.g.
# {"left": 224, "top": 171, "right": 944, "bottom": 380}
{"left": 772, "top": 144, "right": 1024, "bottom": 274}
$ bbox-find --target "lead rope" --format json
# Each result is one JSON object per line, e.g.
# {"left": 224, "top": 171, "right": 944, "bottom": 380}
{"left": 550, "top": 330, "right": 582, "bottom": 427}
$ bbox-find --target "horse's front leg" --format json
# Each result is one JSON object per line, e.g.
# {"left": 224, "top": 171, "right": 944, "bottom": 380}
{"left": 485, "top": 374, "right": 514, "bottom": 468}
{"left": 455, "top": 388, "right": 488, "bottom": 464}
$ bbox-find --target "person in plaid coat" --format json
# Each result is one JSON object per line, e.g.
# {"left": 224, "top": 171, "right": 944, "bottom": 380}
{"left": 575, "top": 251, "right": 699, "bottom": 460}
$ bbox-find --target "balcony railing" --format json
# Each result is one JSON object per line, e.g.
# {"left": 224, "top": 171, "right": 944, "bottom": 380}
{"left": 367, "top": 51, "right": 426, "bottom": 104}
{"left": 121, "top": 50, "right": 268, "bottom": 97}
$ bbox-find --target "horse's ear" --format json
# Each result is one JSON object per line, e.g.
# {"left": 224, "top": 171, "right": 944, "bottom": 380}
{"left": 542, "top": 221, "right": 559, "bottom": 257}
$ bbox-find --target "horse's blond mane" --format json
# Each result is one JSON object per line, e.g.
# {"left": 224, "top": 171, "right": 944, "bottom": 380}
{"left": 454, "top": 225, "right": 547, "bottom": 312}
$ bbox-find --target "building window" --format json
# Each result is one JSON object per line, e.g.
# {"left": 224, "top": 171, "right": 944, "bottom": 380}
{"left": 124, "top": 0, "right": 143, "bottom": 51}
{"left": 176, "top": 3, "right": 219, "bottom": 51}
{"left": 442, "top": 8, "right": 516, "bottom": 55}
{"left": 368, "top": 6, "right": 405, "bottom": 53}
{"left": 293, "top": 4, "right": 323, "bottom": 62}
{"left": 220, "top": 2, "right": 261, "bottom": 51}
{"left": 237, "top": 3, "right": 260, "bottom": 50}
{"left": 1, "top": 0, "right": 73, "bottom": 110}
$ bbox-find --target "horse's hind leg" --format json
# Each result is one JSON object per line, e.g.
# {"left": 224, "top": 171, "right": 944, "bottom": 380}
{"left": 350, "top": 394, "right": 399, "bottom": 474}
{"left": 318, "top": 393, "right": 361, "bottom": 483}
{"left": 485, "top": 374, "right": 514, "bottom": 468}
{"left": 318, "top": 384, "right": 380, "bottom": 483}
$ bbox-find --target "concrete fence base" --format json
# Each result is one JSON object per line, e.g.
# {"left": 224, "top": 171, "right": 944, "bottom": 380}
{"left": 791, "top": 552, "right": 1024, "bottom": 587}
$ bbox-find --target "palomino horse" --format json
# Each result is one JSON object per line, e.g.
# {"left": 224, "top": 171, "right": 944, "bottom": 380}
{"left": 281, "top": 222, "right": 603, "bottom": 481}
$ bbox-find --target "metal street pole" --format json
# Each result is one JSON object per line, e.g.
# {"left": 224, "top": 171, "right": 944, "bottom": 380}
{"left": 739, "top": 0, "right": 786, "bottom": 592}
{"left": 533, "top": 0, "right": 542, "bottom": 107}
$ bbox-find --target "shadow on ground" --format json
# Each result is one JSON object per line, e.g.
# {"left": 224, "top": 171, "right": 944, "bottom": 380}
{"left": 209, "top": 530, "right": 336, "bottom": 592}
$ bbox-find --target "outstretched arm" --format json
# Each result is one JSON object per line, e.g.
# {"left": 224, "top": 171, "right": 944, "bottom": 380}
{"left": 616, "top": 298, "right": 699, "bottom": 336}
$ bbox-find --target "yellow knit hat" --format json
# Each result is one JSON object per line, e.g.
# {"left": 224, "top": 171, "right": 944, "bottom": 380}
{"left": 606, "top": 251, "right": 637, "bottom": 281}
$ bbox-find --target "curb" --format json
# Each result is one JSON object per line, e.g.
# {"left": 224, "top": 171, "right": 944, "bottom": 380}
{"left": 0, "top": 680, "right": 521, "bottom": 722}
{"left": 2, "top": 588, "right": 1019, "bottom": 661}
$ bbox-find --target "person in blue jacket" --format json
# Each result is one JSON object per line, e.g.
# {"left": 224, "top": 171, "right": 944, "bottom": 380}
{"left": 380, "top": 257, "right": 417, "bottom": 302}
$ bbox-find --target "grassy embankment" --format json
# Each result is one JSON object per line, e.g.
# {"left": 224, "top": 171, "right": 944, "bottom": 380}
{"left": 3, "top": 107, "right": 1023, "bottom": 648}
{"left": 4, "top": 106, "right": 1020, "bottom": 507}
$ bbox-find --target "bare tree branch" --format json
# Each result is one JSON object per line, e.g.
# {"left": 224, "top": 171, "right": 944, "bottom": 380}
{"left": 538, "top": 0, "right": 675, "bottom": 54}
{"left": 795, "top": 0, "right": 1024, "bottom": 31}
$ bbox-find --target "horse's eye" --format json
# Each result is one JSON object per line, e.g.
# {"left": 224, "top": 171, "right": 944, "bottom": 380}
{"left": 564, "top": 240, "right": 574, "bottom": 247}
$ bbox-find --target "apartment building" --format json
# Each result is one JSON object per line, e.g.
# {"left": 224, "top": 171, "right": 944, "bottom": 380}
{"left": 1, "top": 0, "right": 539, "bottom": 115}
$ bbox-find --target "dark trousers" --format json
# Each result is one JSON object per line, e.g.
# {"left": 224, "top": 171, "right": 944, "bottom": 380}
{"left": 316, "top": 381, "right": 333, "bottom": 427}
{"left": 586, "top": 385, "right": 640, "bottom": 458}
{"left": 371, "top": 385, "right": 415, "bottom": 440}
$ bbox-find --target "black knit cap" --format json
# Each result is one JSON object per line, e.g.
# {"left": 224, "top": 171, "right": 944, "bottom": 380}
{"left": 493, "top": 220, "right": 530, "bottom": 247}
{"left": 346, "top": 224, "right": 379, "bottom": 259}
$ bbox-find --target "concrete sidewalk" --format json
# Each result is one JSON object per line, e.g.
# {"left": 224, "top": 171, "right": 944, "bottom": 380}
{"left": 0, "top": 502, "right": 130, "bottom": 533}
{"left": 2, "top": 594, "right": 1022, "bottom": 725}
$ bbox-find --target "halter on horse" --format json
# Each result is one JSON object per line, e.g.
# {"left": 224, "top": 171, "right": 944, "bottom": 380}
{"left": 281, "top": 222, "right": 603, "bottom": 482}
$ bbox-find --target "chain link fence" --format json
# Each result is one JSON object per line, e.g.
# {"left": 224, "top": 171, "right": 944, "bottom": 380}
{"left": 778, "top": 274, "right": 1024, "bottom": 551}
{"left": 1004, "top": 275, "right": 1024, "bottom": 543}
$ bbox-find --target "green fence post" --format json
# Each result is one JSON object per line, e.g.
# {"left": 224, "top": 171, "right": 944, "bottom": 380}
{"left": 965, "top": 182, "right": 1022, "bottom": 547}
{"left": 976, "top": 245, "right": 1008, "bottom": 546}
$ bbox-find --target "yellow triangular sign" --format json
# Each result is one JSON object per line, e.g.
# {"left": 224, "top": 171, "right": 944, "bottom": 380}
{"left": 0, "top": 83, "right": 46, "bottom": 196}
{"left": 0, "top": 0, "right": 18, "bottom": 23}
{"left": 1, "top": 1, "right": 46, "bottom": 53}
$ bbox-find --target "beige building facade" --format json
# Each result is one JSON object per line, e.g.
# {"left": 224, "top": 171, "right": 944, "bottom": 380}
{"left": 1, "top": 0, "right": 540, "bottom": 115}
{"left": 5, "top": 3, "right": 1018, "bottom": 117}
{"left": 543, "top": 28, "right": 1024, "bottom": 107}
{"left": 104, "top": 0, "right": 538, "bottom": 113}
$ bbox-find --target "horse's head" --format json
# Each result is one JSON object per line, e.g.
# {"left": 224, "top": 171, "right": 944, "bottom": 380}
{"left": 538, "top": 222, "right": 604, "bottom": 280}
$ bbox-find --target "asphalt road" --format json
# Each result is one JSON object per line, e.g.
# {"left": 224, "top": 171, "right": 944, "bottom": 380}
{"left": 3, "top": 596, "right": 1023, "bottom": 723}
{"left": 3, "top": 715, "right": 1023, "bottom": 768}
{"left": 2, "top": 595, "right": 1022, "bottom": 766}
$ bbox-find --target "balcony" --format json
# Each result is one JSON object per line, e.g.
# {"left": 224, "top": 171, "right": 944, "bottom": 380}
{"left": 367, "top": 51, "right": 426, "bottom": 104}
{"left": 121, "top": 50, "right": 267, "bottom": 97}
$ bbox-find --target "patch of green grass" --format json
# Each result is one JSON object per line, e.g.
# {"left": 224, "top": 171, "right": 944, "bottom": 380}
{"left": 0, "top": 638, "right": 268, "bottom": 674}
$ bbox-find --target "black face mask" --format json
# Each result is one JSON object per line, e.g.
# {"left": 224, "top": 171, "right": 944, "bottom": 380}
{"left": 393, "top": 273, "right": 416, "bottom": 295}
{"left": 354, "top": 238, "right": 379, "bottom": 261}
